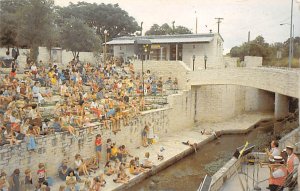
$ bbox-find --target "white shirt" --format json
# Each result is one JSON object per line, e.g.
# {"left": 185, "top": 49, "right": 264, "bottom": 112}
{"left": 74, "top": 159, "right": 82, "bottom": 168}
{"left": 271, "top": 147, "right": 281, "bottom": 157}
{"left": 272, "top": 168, "right": 285, "bottom": 178}
{"left": 31, "top": 65, "right": 37, "bottom": 71}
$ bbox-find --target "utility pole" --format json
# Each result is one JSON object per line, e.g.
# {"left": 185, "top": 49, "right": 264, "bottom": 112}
{"left": 288, "top": 0, "right": 294, "bottom": 68}
{"left": 172, "top": 21, "right": 175, "bottom": 34}
{"left": 248, "top": 31, "right": 251, "bottom": 55}
{"left": 248, "top": 31, "right": 250, "bottom": 43}
{"left": 214, "top": 17, "right": 224, "bottom": 34}
{"left": 140, "top": 22, "right": 143, "bottom": 36}
{"left": 195, "top": 11, "right": 198, "bottom": 34}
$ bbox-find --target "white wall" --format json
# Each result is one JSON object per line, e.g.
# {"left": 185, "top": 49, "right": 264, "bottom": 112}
{"left": 224, "top": 56, "right": 239, "bottom": 68}
{"left": 113, "top": 45, "right": 135, "bottom": 61}
{"left": 0, "top": 47, "right": 97, "bottom": 66}
{"left": 245, "top": 87, "right": 275, "bottom": 112}
{"left": 244, "top": 56, "right": 263, "bottom": 67}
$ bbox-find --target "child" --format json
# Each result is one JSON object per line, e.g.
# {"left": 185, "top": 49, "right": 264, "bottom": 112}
{"left": 37, "top": 163, "right": 46, "bottom": 184}
{"left": 24, "top": 169, "right": 33, "bottom": 191}
{"left": 142, "top": 152, "right": 153, "bottom": 168}
{"left": 106, "top": 139, "right": 112, "bottom": 161}
{"left": 142, "top": 126, "right": 149, "bottom": 147}
{"left": 95, "top": 134, "right": 102, "bottom": 167}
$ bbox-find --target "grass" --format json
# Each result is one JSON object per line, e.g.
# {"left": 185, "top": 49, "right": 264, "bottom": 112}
{"left": 263, "top": 58, "right": 300, "bottom": 68}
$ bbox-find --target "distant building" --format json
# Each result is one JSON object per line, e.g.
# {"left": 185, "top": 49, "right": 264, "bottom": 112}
{"left": 107, "top": 33, "right": 224, "bottom": 69}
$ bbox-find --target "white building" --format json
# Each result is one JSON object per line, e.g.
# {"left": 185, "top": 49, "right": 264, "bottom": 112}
{"left": 107, "top": 33, "right": 224, "bottom": 69}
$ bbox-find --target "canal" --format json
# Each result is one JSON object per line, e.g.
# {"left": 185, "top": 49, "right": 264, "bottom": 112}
{"left": 126, "top": 125, "right": 275, "bottom": 191}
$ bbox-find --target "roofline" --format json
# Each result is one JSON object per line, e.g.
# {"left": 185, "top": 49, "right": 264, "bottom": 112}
{"left": 106, "top": 33, "right": 223, "bottom": 45}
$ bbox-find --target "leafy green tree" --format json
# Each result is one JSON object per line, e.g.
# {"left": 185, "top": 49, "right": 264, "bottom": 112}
{"left": 60, "top": 17, "right": 101, "bottom": 59}
{"left": 0, "top": 0, "right": 26, "bottom": 50}
{"left": 15, "top": 0, "right": 56, "bottom": 61}
{"left": 174, "top": 26, "right": 192, "bottom": 34}
{"left": 56, "top": 2, "right": 139, "bottom": 41}
{"left": 145, "top": 23, "right": 192, "bottom": 35}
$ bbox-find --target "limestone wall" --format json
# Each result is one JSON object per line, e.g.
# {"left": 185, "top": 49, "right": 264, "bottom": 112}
{"left": 133, "top": 60, "right": 191, "bottom": 90}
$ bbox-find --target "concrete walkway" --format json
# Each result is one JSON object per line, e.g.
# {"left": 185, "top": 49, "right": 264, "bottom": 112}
{"left": 52, "top": 112, "right": 273, "bottom": 191}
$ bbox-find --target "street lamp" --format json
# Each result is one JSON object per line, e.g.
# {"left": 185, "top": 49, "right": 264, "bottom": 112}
{"left": 280, "top": 23, "right": 294, "bottom": 67}
{"left": 104, "top": 29, "right": 108, "bottom": 64}
{"left": 204, "top": 55, "right": 208, "bottom": 69}
{"left": 192, "top": 55, "right": 195, "bottom": 71}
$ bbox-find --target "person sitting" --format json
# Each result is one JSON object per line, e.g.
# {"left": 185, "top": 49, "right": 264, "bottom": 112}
{"left": 104, "top": 161, "right": 115, "bottom": 176}
{"left": 113, "top": 173, "right": 128, "bottom": 184}
{"left": 60, "top": 159, "right": 81, "bottom": 183}
{"left": 74, "top": 154, "right": 89, "bottom": 176}
{"left": 65, "top": 170, "right": 77, "bottom": 191}
{"left": 129, "top": 159, "right": 140, "bottom": 175}
{"left": 268, "top": 156, "right": 287, "bottom": 191}
{"left": 265, "top": 140, "right": 281, "bottom": 161}
{"left": 141, "top": 152, "right": 153, "bottom": 168}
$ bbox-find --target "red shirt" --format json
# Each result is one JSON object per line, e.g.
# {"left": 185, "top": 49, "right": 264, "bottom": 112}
{"left": 95, "top": 138, "right": 102, "bottom": 146}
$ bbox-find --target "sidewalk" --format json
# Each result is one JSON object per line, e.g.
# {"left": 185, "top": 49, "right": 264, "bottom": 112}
{"left": 51, "top": 112, "right": 273, "bottom": 191}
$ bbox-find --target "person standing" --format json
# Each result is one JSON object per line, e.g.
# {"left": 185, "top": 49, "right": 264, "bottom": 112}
{"left": 286, "top": 145, "right": 299, "bottom": 190}
{"left": 95, "top": 134, "right": 102, "bottom": 168}
{"left": 268, "top": 156, "right": 287, "bottom": 191}
{"left": 8, "top": 169, "right": 20, "bottom": 191}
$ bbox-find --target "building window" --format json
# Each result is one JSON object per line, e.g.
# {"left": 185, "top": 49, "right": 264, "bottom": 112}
{"left": 193, "top": 45, "right": 196, "bottom": 49}
{"left": 120, "top": 46, "right": 122, "bottom": 50}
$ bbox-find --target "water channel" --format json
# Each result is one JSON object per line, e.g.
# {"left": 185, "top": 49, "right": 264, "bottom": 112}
{"left": 127, "top": 125, "right": 276, "bottom": 191}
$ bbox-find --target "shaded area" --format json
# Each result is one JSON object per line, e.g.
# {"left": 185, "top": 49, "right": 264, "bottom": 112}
{"left": 127, "top": 125, "right": 274, "bottom": 191}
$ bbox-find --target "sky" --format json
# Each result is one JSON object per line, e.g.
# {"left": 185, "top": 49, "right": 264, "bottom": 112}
{"left": 55, "top": 0, "right": 300, "bottom": 53}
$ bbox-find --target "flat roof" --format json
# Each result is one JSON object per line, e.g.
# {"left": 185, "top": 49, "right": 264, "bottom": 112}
{"left": 107, "top": 33, "right": 222, "bottom": 45}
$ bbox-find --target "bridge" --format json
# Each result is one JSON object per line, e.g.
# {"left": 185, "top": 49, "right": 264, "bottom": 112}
{"left": 189, "top": 67, "right": 300, "bottom": 98}
{"left": 188, "top": 67, "right": 300, "bottom": 122}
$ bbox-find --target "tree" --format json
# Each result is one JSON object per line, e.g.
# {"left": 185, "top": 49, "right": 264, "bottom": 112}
{"left": 0, "top": 0, "right": 26, "bottom": 50}
{"left": 60, "top": 17, "right": 101, "bottom": 59}
{"left": 174, "top": 26, "right": 192, "bottom": 34}
{"left": 56, "top": 2, "right": 140, "bottom": 41}
{"left": 145, "top": 23, "right": 192, "bottom": 35}
{"left": 16, "top": 0, "right": 56, "bottom": 61}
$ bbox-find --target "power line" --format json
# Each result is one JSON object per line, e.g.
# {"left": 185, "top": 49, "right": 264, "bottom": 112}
{"left": 214, "top": 17, "right": 224, "bottom": 34}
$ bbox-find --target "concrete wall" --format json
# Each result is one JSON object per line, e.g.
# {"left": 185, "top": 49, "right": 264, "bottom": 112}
{"left": 133, "top": 60, "right": 191, "bottom": 90}
{"left": 0, "top": 47, "right": 97, "bottom": 66}
{"left": 182, "top": 34, "right": 224, "bottom": 70}
{"left": 193, "top": 85, "right": 245, "bottom": 122}
{"left": 113, "top": 45, "right": 135, "bottom": 61}
{"left": 244, "top": 56, "right": 263, "bottom": 67}
{"left": 275, "top": 93, "right": 289, "bottom": 118}
{"left": 245, "top": 87, "right": 275, "bottom": 112}
{"left": 192, "top": 85, "right": 275, "bottom": 123}
{"left": 224, "top": 56, "right": 238, "bottom": 68}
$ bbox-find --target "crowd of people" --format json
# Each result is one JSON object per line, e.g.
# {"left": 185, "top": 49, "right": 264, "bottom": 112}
{"left": 0, "top": 51, "right": 179, "bottom": 148}
{"left": 0, "top": 50, "right": 178, "bottom": 191}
